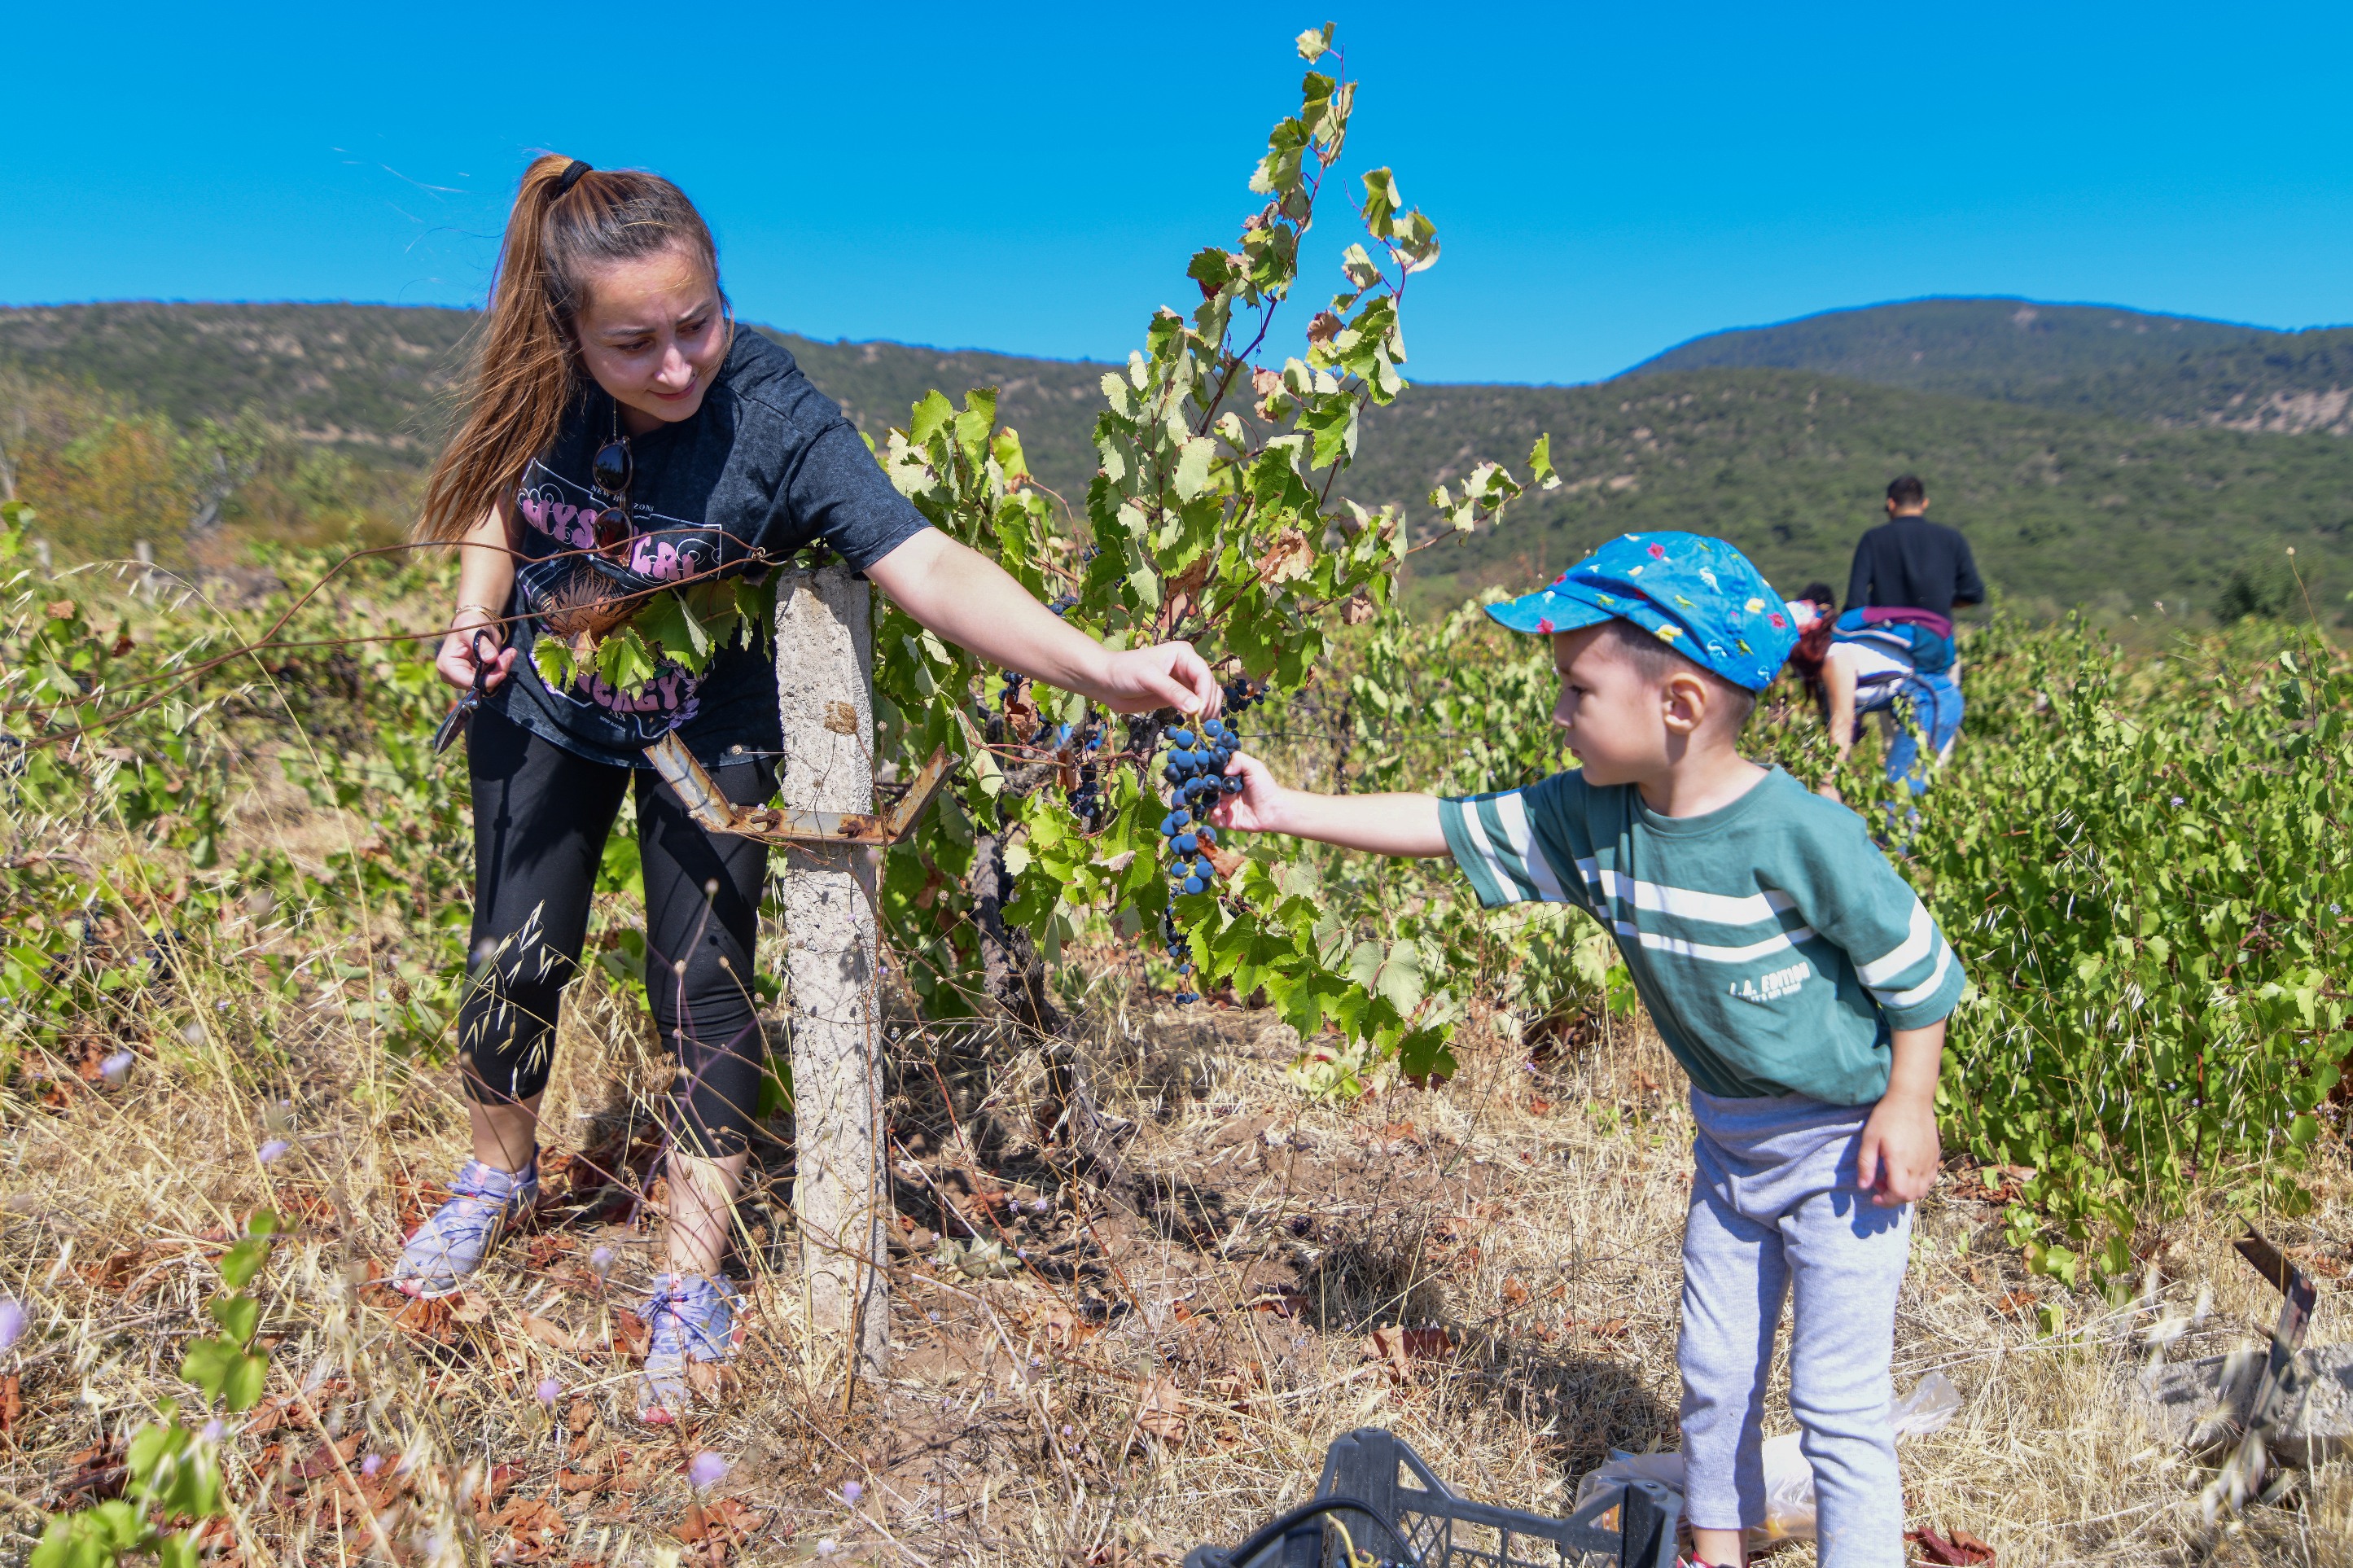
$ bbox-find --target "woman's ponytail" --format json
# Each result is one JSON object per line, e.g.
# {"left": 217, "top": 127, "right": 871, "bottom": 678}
{"left": 417, "top": 155, "right": 721, "bottom": 542}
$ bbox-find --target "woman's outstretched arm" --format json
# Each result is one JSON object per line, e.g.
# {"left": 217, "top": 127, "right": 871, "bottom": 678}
{"left": 865, "top": 529, "right": 1220, "bottom": 716}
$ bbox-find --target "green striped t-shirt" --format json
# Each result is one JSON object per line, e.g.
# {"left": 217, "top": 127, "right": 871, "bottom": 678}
{"left": 1439, "top": 766, "right": 1963, "bottom": 1105}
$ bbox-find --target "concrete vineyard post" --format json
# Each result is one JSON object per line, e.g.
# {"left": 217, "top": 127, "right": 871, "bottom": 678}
{"left": 773, "top": 567, "right": 891, "bottom": 1382}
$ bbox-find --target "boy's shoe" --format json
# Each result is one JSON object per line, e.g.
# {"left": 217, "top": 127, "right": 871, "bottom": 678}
{"left": 392, "top": 1158, "right": 539, "bottom": 1299}
{"left": 635, "top": 1272, "right": 743, "bottom": 1425}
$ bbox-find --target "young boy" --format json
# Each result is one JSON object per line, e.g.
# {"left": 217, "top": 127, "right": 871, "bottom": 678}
{"left": 1211, "top": 532, "right": 1962, "bottom": 1568}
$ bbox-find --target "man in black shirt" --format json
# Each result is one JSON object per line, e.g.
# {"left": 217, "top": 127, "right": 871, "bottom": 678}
{"left": 1845, "top": 475, "right": 1984, "bottom": 622}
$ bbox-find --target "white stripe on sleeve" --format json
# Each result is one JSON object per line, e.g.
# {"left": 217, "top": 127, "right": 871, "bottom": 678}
{"left": 1491, "top": 791, "right": 1570, "bottom": 902}
{"left": 1854, "top": 900, "right": 1935, "bottom": 986}
{"left": 1880, "top": 939, "right": 1954, "bottom": 1011}
{"left": 1458, "top": 800, "right": 1538, "bottom": 901}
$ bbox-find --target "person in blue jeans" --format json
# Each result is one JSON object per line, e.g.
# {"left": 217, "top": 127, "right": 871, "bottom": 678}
{"left": 1788, "top": 590, "right": 1962, "bottom": 800}
{"left": 1210, "top": 535, "right": 1964, "bottom": 1566}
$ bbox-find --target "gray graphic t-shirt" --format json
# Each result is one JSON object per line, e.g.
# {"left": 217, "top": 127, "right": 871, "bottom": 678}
{"left": 491, "top": 330, "right": 930, "bottom": 769}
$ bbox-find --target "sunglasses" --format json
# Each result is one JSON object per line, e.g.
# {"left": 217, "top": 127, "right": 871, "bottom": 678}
{"left": 590, "top": 437, "right": 633, "bottom": 560}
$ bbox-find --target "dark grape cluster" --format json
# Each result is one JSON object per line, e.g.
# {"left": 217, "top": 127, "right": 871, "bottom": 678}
{"left": 1221, "top": 676, "right": 1265, "bottom": 714}
{"left": 1157, "top": 717, "right": 1243, "bottom": 1004}
{"left": 1067, "top": 716, "right": 1106, "bottom": 829}
{"left": 997, "top": 669, "right": 1028, "bottom": 710}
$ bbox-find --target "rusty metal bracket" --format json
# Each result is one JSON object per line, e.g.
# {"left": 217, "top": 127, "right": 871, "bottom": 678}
{"left": 642, "top": 734, "right": 950, "bottom": 846}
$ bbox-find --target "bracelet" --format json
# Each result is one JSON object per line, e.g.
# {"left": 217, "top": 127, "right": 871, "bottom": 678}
{"left": 452, "top": 602, "right": 502, "bottom": 624}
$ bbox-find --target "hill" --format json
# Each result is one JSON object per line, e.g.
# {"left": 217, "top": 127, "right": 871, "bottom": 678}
{"left": 1356, "top": 369, "right": 2353, "bottom": 619}
{"left": 7, "top": 300, "right": 2353, "bottom": 620}
{"left": 0, "top": 302, "right": 1114, "bottom": 501}
{"left": 1627, "top": 296, "right": 2353, "bottom": 433}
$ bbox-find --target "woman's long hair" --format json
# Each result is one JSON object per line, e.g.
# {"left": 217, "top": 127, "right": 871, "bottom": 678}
{"left": 416, "top": 155, "right": 724, "bottom": 541}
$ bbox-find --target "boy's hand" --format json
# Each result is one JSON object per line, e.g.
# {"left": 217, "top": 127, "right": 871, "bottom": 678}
{"left": 1856, "top": 1091, "right": 1939, "bottom": 1207}
{"left": 1203, "top": 752, "right": 1451, "bottom": 858}
{"left": 1207, "top": 751, "right": 1288, "bottom": 834}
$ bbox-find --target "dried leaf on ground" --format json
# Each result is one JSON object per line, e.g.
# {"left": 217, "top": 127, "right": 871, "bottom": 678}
{"left": 388, "top": 1294, "right": 454, "bottom": 1342}
{"left": 1366, "top": 1325, "right": 1456, "bottom": 1379}
{"left": 50, "top": 1439, "right": 126, "bottom": 1504}
{"left": 296, "top": 1432, "right": 363, "bottom": 1479}
{"left": 1136, "top": 1376, "right": 1189, "bottom": 1443}
{"left": 519, "top": 1312, "right": 585, "bottom": 1352}
{"left": 678, "top": 1495, "right": 765, "bottom": 1547}
{"left": 488, "top": 1494, "right": 566, "bottom": 1561}
{"left": 1907, "top": 1525, "right": 1996, "bottom": 1565}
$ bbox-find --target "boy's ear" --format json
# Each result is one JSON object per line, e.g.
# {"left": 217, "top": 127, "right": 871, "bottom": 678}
{"left": 1659, "top": 669, "right": 1710, "bottom": 734}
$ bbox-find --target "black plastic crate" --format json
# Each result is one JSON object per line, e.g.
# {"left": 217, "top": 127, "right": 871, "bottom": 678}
{"left": 1185, "top": 1427, "right": 1680, "bottom": 1568}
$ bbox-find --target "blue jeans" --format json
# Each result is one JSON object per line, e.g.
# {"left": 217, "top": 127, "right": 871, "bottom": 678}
{"left": 1854, "top": 670, "right": 1962, "bottom": 796}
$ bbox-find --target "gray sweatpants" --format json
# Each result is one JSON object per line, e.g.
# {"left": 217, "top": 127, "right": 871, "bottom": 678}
{"left": 1679, "top": 1088, "right": 1913, "bottom": 1567}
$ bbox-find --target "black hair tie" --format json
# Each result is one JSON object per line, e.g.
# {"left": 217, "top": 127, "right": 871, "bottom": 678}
{"left": 554, "top": 160, "right": 594, "bottom": 196}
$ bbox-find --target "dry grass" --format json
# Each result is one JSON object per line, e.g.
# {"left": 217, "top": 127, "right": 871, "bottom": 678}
{"left": 4, "top": 923, "right": 2349, "bottom": 1567}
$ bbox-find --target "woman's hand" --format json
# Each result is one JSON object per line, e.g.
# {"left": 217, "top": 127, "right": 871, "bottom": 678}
{"left": 1094, "top": 640, "right": 1221, "bottom": 716}
{"left": 436, "top": 611, "right": 518, "bottom": 693}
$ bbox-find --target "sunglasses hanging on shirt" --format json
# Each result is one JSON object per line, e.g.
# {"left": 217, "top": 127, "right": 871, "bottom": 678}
{"left": 589, "top": 423, "right": 633, "bottom": 562}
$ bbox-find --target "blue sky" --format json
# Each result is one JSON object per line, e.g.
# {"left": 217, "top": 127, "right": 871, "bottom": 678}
{"left": 9, "top": 3, "right": 2351, "bottom": 384}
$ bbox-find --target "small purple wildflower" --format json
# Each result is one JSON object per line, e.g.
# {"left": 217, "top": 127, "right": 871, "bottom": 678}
{"left": 257, "top": 1140, "right": 290, "bottom": 1165}
{"left": 535, "top": 1377, "right": 561, "bottom": 1405}
{"left": 588, "top": 1246, "right": 616, "bottom": 1281}
{"left": 0, "top": 1299, "right": 24, "bottom": 1350}
{"left": 2171, "top": 795, "right": 2185, "bottom": 808}
{"left": 199, "top": 1419, "right": 225, "bottom": 1443}
{"left": 99, "top": 1050, "right": 134, "bottom": 1085}
{"left": 840, "top": 1480, "right": 863, "bottom": 1504}
{"left": 361, "top": 1454, "right": 384, "bottom": 1477}
{"left": 688, "top": 1451, "right": 728, "bottom": 1490}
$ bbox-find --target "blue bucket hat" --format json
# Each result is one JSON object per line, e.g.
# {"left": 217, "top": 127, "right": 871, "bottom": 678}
{"left": 1485, "top": 531, "right": 1799, "bottom": 691}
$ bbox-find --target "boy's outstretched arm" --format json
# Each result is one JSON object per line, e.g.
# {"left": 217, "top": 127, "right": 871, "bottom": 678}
{"left": 1856, "top": 1020, "right": 1945, "bottom": 1207}
{"left": 1210, "top": 752, "right": 1450, "bottom": 859}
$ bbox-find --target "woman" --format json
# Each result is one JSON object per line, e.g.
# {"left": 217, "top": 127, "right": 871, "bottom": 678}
{"left": 1786, "top": 584, "right": 1961, "bottom": 802}
{"left": 400, "top": 155, "right": 1217, "bottom": 1422}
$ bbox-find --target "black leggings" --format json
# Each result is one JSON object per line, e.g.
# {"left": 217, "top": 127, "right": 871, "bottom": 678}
{"left": 458, "top": 705, "right": 775, "bottom": 1158}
